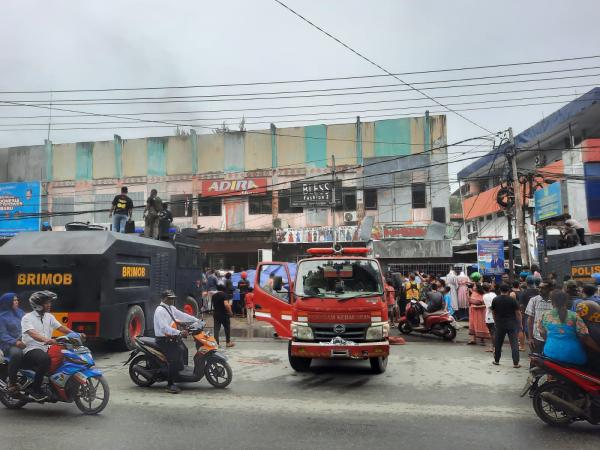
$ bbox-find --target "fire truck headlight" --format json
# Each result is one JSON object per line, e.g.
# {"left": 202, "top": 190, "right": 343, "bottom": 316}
{"left": 291, "top": 322, "right": 314, "bottom": 341}
{"left": 366, "top": 324, "right": 384, "bottom": 341}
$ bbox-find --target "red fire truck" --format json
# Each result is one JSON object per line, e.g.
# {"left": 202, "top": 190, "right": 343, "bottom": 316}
{"left": 253, "top": 246, "right": 390, "bottom": 373}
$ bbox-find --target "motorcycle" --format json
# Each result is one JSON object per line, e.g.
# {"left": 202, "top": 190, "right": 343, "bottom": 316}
{"left": 125, "top": 320, "right": 233, "bottom": 389}
{"left": 521, "top": 353, "right": 600, "bottom": 427}
{"left": 0, "top": 334, "right": 109, "bottom": 415}
{"left": 398, "top": 299, "right": 458, "bottom": 341}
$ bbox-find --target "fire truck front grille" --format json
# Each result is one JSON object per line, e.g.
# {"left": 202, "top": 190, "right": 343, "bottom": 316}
{"left": 310, "top": 323, "right": 369, "bottom": 342}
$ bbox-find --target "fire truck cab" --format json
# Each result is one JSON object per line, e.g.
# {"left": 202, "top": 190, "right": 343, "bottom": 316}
{"left": 253, "top": 246, "right": 390, "bottom": 373}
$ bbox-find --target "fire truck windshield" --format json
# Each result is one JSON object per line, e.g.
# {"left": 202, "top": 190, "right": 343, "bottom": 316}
{"left": 295, "top": 259, "right": 383, "bottom": 298}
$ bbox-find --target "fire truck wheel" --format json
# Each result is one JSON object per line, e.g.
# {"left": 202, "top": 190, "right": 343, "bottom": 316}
{"left": 288, "top": 342, "right": 311, "bottom": 372}
{"left": 370, "top": 356, "right": 388, "bottom": 374}
{"left": 181, "top": 297, "right": 199, "bottom": 317}
{"left": 122, "top": 305, "right": 145, "bottom": 351}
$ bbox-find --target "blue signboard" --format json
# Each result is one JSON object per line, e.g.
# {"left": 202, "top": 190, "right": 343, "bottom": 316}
{"left": 534, "top": 182, "right": 563, "bottom": 223}
{"left": 0, "top": 181, "right": 41, "bottom": 236}
{"left": 476, "top": 239, "right": 505, "bottom": 276}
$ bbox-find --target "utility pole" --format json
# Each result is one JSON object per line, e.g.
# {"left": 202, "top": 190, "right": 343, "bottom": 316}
{"left": 509, "top": 127, "right": 530, "bottom": 269}
{"left": 331, "top": 154, "right": 337, "bottom": 245}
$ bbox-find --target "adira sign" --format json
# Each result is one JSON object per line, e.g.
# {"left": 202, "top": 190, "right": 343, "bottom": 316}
{"left": 201, "top": 178, "right": 267, "bottom": 197}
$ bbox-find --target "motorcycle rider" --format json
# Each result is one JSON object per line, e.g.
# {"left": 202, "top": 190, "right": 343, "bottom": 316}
{"left": 20, "top": 291, "right": 76, "bottom": 401}
{"left": 153, "top": 290, "right": 198, "bottom": 394}
{"left": 0, "top": 292, "right": 25, "bottom": 393}
{"left": 416, "top": 289, "right": 445, "bottom": 326}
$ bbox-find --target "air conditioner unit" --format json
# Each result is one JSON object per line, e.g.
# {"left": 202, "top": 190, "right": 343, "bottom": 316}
{"left": 344, "top": 211, "right": 358, "bottom": 223}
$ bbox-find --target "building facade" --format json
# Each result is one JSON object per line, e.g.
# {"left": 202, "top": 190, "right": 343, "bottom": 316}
{"left": 0, "top": 114, "right": 449, "bottom": 269}
{"left": 456, "top": 88, "right": 600, "bottom": 264}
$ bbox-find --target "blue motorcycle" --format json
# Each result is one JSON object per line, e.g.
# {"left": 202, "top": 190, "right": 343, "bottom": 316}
{"left": 0, "top": 333, "right": 109, "bottom": 415}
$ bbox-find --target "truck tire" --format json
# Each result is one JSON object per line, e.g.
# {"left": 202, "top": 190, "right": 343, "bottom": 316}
{"left": 181, "top": 296, "right": 199, "bottom": 318}
{"left": 288, "top": 342, "right": 311, "bottom": 372}
{"left": 370, "top": 356, "right": 388, "bottom": 374}
{"left": 122, "top": 305, "right": 145, "bottom": 351}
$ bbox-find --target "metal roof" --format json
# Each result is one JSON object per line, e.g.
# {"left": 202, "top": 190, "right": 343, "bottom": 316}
{"left": 0, "top": 231, "right": 173, "bottom": 255}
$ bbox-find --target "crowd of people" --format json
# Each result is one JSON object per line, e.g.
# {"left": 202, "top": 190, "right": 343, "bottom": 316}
{"left": 384, "top": 267, "right": 600, "bottom": 370}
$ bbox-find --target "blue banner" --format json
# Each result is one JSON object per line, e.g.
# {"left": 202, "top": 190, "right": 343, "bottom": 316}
{"left": 477, "top": 239, "right": 505, "bottom": 275}
{"left": 534, "top": 181, "right": 563, "bottom": 222}
{"left": 0, "top": 181, "right": 41, "bottom": 236}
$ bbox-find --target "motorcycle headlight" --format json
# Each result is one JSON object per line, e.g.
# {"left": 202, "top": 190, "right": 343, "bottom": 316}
{"left": 366, "top": 324, "right": 385, "bottom": 341}
{"left": 291, "top": 322, "right": 314, "bottom": 341}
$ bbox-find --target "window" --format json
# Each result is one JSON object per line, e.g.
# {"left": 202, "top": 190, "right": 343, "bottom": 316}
{"left": 198, "top": 198, "right": 221, "bottom": 216}
{"left": 486, "top": 214, "right": 492, "bottom": 221}
{"left": 249, "top": 194, "right": 272, "bottom": 215}
{"left": 335, "top": 188, "right": 357, "bottom": 212}
{"left": 170, "top": 194, "right": 193, "bottom": 218}
{"left": 94, "top": 193, "right": 114, "bottom": 223}
{"left": 364, "top": 189, "right": 378, "bottom": 210}
{"left": 479, "top": 217, "right": 484, "bottom": 222}
{"left": 278, "top": 189, "right": 303, "bottom": 214}
{"left": 411, "top": 183, "right": 426, "bottom": 209}
{"left": 497, "top": 211, "right": 505, "bottom": 218}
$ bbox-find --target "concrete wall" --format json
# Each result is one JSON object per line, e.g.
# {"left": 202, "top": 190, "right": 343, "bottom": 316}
{"left": 244, "top": 131, "right": 271, "bottom": 171}
{"left": 52, "top": 143, "right": 76, "bottom": 181}
{"left": 5, "top": 145, "right": 46, "bottom": 182}
{"left": 277, "top": 127, "right": 305, "bottom": 167}
{"left": 122, "top": 138, "right": 148, "bottom": 177}
{"left": 166, "top": 136, "right": 192, "bottom": 175}
{"left": 198, "top": 133, "right": 224, "bottom": 173}
{"left": 327, "top": 123, "right": 356, "bottom": 166}
{"left": 224, "top": 132, "right": 245, "bottom": 173}
{"left": 92, "top": 141, "right": 116, "bottom": 179}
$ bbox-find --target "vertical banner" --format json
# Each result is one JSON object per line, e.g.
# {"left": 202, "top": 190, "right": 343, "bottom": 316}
{"left": 0, "top": 181, "right": 42, "bottom": 236}
{"left": 476, "top": 239, "right": 505, "bottom": 275}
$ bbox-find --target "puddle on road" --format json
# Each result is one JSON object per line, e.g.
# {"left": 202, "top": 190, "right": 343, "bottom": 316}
{"left": 229, "top": 327, "right": 276, "bottom": 339}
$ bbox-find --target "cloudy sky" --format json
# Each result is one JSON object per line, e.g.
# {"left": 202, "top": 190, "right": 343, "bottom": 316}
{"left": 1, "top": 0, "right": 599, "bottom": 178}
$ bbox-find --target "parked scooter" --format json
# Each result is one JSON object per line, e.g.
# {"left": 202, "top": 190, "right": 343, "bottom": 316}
{"left": 398, "top": 299, "right": 457, "bottom": 341}
{"left": 125, "top": 320, "right": 232, "bottom": 389}
{"left": 521, "top": 354, "right": 600, "bottom": 427}
{"left": 0, "top": 333, "right": 109, "bottom": 415}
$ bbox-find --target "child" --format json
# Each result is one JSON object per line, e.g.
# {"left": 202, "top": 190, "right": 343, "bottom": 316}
{"left": 244, "top": 291, "right": 255, "bottom": 326}
{"left": 443, "top": 286, "right": 455, "bottom": 316}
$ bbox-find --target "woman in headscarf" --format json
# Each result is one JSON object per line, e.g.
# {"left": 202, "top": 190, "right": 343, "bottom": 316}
{"left": 457, "top": 271, "right": 470, "bottom": 319}
{"left": 0, "top": 292, "right": 26, "bottom": 392}
{"left": 467, "top": 273, "right": 490, "bottom": 345}
{"left": 445, "top": 269, "right": 459, "bottom": 313}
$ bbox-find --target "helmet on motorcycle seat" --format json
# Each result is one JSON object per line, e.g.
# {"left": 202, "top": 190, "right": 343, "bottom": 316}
{"left": 241, "top": 271, "right": 247, "bottom": 279}
{"left": 29, "top": 290, "right": 57, "bottom": 312}
{"left": 576, "top": 300, "right": 600, "bottom": 323}
{"left": 470, "top": 272, "right": 482, "bottom": 282}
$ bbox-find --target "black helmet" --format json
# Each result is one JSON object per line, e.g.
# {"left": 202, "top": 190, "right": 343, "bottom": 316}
{"left": 29, "top": 290, "right": 57, "bottom": 312}
{"left": 161, "top": 289, "right": 176, "bottom": 300}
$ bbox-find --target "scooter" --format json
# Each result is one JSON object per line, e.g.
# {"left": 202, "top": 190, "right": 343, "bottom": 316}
{"left": 521, "top": 353, "right": 600, "bottom": 427}
{"left": 398, "top": 299, "right": 458, "bottom": 341}
{"left": 0, "top": 334, "right": 109, "bottom": 415}
{"left": 125, "top": 320, "right": 233, "bottom": 389}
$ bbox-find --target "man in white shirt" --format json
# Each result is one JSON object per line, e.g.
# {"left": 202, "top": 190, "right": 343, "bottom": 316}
{"left": 153, "top": 290, "right": 198, "bottom": 394}
{"left": 482, "top": 283, "right": 497, "bottom": 353}
{"left": 21, "top": 291, "right": 75, "bottom": 401}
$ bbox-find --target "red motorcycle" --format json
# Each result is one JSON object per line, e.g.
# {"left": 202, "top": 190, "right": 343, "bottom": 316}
{"left": 398, "top": 299, "right": 457, "bottom": 341}
{"left": 521, "top": 354, "right": 600, "bottom": 427}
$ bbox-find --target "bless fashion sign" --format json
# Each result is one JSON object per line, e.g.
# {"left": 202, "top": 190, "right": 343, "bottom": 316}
{"left": 201, "top": 178, "right": 267, "bottom": 197}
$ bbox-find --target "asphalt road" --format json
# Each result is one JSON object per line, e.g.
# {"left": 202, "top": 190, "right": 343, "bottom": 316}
{"left": 1, "top": 332, "right": 598, "bottom": 450}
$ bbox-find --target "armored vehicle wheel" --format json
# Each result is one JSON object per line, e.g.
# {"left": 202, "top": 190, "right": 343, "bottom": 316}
{"left": 121, "top": 305, "right": 145, "bottom": 350}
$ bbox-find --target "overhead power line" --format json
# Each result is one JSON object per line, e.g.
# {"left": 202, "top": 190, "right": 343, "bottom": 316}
{"left": 1, "top": 54, "right": 599, "bottom": 94}
{"left": 1, "top": 81, "right": 596, "bottom": 121}
{"left": 0, "top": 92, "right": 586, "bottom": 128}
{"left": 3, "top": 65, "right": 599, "bottom": 104}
